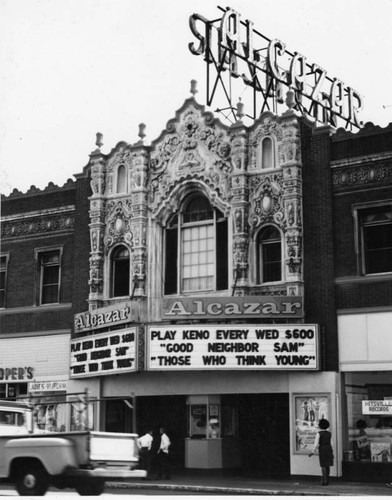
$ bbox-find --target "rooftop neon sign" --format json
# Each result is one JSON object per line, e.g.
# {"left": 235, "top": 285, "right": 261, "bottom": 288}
{"left": 189, "top": 6, "right": 363, "bottom": 129}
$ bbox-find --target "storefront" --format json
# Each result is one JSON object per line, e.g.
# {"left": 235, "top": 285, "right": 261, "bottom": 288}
{"left": 71, "top": 300, "right": 339, "bottom": 477}
{"left": 339, "top": 309, "right": 392, "bottom": 481}
{"left": 0, "top": 332, "right": 93, "bottom": 432}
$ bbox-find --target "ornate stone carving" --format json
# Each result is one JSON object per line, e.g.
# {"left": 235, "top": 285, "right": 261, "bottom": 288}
{"left": 332, "top": 162, "right": 392, "bottom": 189}
{"left": 1, "top": 214, "right": 74, "bottom": 239}
{"left": 249, "top": 115, "right": 283, "bottom": 172}
{"left": 285, "top": 232, "right": 302, "bottom": 275}
{"left": 149, "top": 103, "right": 232, "bottom": 218}
{"left": 104, "top": 200, "right": 133, "bottom": 250}
{"left": 89, "top": 256, "right": 104, "bottom": 294}
{"left": 90, "top": 156, "right": 106, "bottom": 196}
{"left": 105, "top": 145, "right": 132, "bottom": 195}
{"left": 280, "top": 122, "right": 299, "bottom": 164}
{"left": 248, "top": 174, "right": 285, "bottom": 229}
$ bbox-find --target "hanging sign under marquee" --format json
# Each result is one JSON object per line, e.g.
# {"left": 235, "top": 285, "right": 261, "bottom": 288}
{"left": 147, "top": 324, "right": 319, "bottom": 371}
{"left": 362, "top": 401, "right": 392, "bottom": 415}
{"left": 70, "top": 328, "right": 137, "bottom": 378}
{"left": 189, "top": 6, "right": 363, "bottom": 129}
{"left": 163, "top": 296, "right": 303, "bottom": 319}
{"left": 28, "top": 381, "right": 68, "bottom": 392}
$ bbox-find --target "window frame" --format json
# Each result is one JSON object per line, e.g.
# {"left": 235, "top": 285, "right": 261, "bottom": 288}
{"left": 256, "top": 225, "right": 283, "bottom": 284}
{"left": 0, "top": 254, "right": 9, "bottom": 309}
{"left": 164, "top": 194, "right": 228, "bottom": 295}
{"left": 258, "top": 136, "right": 276, "bottom": 170}
{"left": 110, "top": 244, "right": 131, "bottom": 298}
{"left": 353, "top": 201, "right": 392, "bottom": 276}
{"left": 116, "top": 164, "right": 127, "bottom": 194}
{"left": 34, "top": 247, "right": 63, "bottom": 306}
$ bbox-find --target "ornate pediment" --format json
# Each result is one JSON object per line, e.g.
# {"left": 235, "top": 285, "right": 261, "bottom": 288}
{"left": 149, "top": 102, "right": 232, "bottom": 216}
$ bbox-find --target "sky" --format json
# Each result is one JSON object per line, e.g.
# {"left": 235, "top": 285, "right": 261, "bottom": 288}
{"left": 1, "top": 0, "right": 391, "bottom": 196}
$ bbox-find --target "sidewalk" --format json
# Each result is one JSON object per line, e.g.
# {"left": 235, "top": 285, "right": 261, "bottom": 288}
{"left": 109, "top": 471, "right": 392, "bottom": 496}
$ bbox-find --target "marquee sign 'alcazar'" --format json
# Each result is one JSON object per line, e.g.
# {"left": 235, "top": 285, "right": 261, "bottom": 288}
{"left": 189, "top": 6, "right": 363, "bottom": 129}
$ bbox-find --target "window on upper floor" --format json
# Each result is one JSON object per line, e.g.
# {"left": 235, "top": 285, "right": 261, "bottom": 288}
{"left": 36, "top": 249, "right": 61, "bottom": 305}
{"left": 111, "top": 245, "right": 130, "bottom": 297}
{"left": 0, "top": 255, "right": 8, "bottom": 308}
{"left": 256, "top": 226, "right": 282, "bottom": 283}
{"left": 164, "top": 194, "right": 228, "bottom": 295}
{"left": 260, "top": 137, "right": 275, "bottom": 170}
{"left": 355, "top": 203, "right": 392, "bottom": 275}
{"left": 116, "top": 165, "right": 127, "bottom": 193}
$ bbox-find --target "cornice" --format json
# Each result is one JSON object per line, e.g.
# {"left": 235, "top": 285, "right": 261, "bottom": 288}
{"left": 1, "top": 205, "right": 75, "bottom": 222}
{"left": 0, "top": 303, "right": 72, "bottom": 316}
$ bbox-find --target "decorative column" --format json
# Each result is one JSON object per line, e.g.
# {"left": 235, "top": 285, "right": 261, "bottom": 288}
{"left": 88, "top": 133, "right": 106, "bottom": 310}
{"left": 280, "top": 109, "right": 304, "bottom": 296}
{"left": 130, "top": 125, "right": 149, "bottom": 297}
{"left": 229, "top": 118, "right": 249, "bottom": 294}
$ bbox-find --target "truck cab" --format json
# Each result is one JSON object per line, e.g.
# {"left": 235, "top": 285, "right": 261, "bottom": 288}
{"left": 0, "top": 401, "right": 32, "bottom": 436}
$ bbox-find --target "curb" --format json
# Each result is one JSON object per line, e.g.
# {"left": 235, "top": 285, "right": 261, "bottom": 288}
{"left": 107, "top": 481, "right": 337, "bottom": 496}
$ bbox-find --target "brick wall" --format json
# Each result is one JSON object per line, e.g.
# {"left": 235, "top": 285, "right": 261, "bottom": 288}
{"left": 331, "top": 123, "right": 392, "bottom": 311}
{"left": 72, "top": 175, "right": 92, "bottom": 316}
{"left": 0, "top": 185, "right": 76, "bottom": 334}
{"left": 300, "top": 121, "right": 338, "bottom": 371}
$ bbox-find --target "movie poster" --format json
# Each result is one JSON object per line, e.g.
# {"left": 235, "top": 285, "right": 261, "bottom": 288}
{"left": 294, "top": 394, "right": 330, "bottom": 453}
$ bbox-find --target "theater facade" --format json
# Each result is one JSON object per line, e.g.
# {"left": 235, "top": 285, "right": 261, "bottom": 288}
{"left": 66, "top": 92, "right": 341, "bottom": 478}
{"left": 1, "top": 6, "right": 391, "bottom": 481}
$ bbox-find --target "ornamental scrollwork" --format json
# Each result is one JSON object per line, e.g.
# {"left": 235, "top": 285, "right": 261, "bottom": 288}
{"left": 104, "top": 200, "right": 133, "bottom": 250}
{"left": 248, "top": 174, "right": 284, "bottom": 229}
{"left": 149, "top": 105, "right": 232, "bottom": 215}
{"left": 1, "top": 215, "right": 75, "bottom": 239}
{"left": 332, "top": 163, "right": 392, "bottom": 189}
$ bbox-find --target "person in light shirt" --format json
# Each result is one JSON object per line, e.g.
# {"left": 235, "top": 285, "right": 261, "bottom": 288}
{"left": 137, "top": 429, "right": 153, "bottom": 479}
{"left": 157, "top": 427, "right": 171, "bottom": 479}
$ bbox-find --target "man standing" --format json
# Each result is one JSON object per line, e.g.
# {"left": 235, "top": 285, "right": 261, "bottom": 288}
{"left": 157, "top": 427, "right": 171, "bottom": 479}
{"left": 137, "top": 429, "right": 153, "bottom": 479}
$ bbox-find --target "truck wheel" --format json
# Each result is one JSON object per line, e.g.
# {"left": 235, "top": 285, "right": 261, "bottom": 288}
{"left": 76, "top": 479, "right": 105, "bottom": 496}
{"left": 16, "top": 465, "right": 49, "bottom": 496}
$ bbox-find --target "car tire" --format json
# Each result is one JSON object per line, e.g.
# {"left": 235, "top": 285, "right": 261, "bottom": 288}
{"left": 15, "top": 464, "right": 49, "bottom": 496}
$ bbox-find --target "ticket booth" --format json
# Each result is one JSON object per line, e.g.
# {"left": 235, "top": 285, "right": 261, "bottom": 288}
{"left": 185, "top": 395, "right": 240, "bottom": 469}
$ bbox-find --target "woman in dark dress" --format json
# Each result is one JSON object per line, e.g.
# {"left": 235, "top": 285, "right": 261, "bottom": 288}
{"left": 308, "top": 418, "right": 334, "bottom": 485}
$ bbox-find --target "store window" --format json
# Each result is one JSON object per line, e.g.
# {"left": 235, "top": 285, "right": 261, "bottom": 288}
{"left": 164, "top": 194, "right": 228, "bottom": 294}
{"left": 0, "top": 255, "right": 8, "bottom": 308}
{"left": 256, "top": 226, "right": 282, "bottom": 283}
{"left": 31, "top": 396, "right": 95, "bottom": 433}
{"left": 0, "top": 383, "right": 27, "bottom": 400}
{"left": 35, "top": 248, "right": 62, "bottom": 305}
{"left": 116, "top": 164, "right": 127, "bottom": 193}
{"left": 344, "top": 372, "right": 392, "bottom": 463}
{"left": 111, "top": 245, "right": 130, "bottom": 297}
{"left": 354, "top": 203, "right": 392, "bottom": 275}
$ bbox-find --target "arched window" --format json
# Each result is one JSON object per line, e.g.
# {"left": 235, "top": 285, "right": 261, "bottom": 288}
{"left": 261, "top": 137, "right": 274, "bottom": 170}
{"left": 111, "top": 245, "right": 130, "bottom": 297}
{"left": 116, "top": 165, "right": 127, "bottom": 193}
{"left": 165, "top": 194, "right": 228, "bottom": 294}
{"left": 257, "top": 226, "right": 282, "bottom": 283}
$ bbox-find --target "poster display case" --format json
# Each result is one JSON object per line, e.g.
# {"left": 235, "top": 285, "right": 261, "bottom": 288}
{"left": 293, "top": 394, "right": 330, "bottom": 454}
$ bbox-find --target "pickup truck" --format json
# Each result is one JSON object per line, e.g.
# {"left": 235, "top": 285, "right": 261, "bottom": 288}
{"left": 0, "top": 399, "right": 146, "bottom": 495}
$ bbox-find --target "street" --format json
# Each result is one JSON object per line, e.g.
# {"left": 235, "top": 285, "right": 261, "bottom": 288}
{"left": 0, "top": 484, "right": 210, "bottom": 496}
